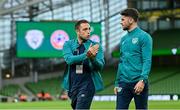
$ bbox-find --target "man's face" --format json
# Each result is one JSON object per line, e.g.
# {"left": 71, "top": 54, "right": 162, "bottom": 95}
{"left": 120, "top": 15, "right": 133, "bottom": 30}
{"left": 77, "top": 23, "right": 91, "bottom": 40}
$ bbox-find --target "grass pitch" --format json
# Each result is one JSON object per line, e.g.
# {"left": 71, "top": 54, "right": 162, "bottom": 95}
{"left": 0, "top": 100, "right": 180, "bottom": 110}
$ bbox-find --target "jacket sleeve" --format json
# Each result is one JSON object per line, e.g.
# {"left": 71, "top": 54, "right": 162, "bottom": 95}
{"left": 63, "top": 41, "right": 87, "bottom": 65}
{"left": 114, "top": 65, "right": 120, "bottom": 87}
{"left": 114, "top": 38, "right": 124, "bottom": 87}
{"left": 89, "top": 44, "right": 105, "bottom": 71}
{"left": 140, "top": 34, "right": 153, "bottom": 81}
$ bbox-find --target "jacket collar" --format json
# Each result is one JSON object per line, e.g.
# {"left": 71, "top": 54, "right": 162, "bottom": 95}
{"left": 75, "top": 39, "right": 92, "bottom": 50}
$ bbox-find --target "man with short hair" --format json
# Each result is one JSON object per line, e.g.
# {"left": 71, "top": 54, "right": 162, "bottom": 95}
{"left": 62, "top": 19, "right": 104, "bottom": 110}
{"left": 114, "top": 8, "right": 153, "bottom": 110}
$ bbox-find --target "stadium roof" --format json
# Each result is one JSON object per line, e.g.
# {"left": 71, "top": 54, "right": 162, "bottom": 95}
{"left": 0, "top": 0, "right": 77, "bottom": 17}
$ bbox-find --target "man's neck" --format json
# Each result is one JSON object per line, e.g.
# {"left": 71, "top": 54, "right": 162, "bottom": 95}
{"left": 78, "top": 37, "right": 86, "bottom": 45}
{"left": 128, "top": 23, "right": 138, "bottom": 32}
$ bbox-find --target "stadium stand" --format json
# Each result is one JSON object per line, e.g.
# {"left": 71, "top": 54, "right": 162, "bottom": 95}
{"left": 0, "top": 66, "right": 180, "bottom": 98}
{"left": 98, "top": 66, "right": 180, "bottom": 95}
{"left": 149, "top": 67, "right": 180, "bottom": 94}
{"left": 25, "top": 77, "right": 62, "bottom": 97}
{"left": 0, "top": 84, "right": 22, "bottom": 97}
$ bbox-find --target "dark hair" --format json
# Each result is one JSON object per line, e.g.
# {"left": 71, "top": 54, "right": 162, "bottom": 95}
{"left": 75, "top": 19, "right": 89, "bottom": 30}
{"left": 120, "top": 8, "right": 139, "bottom": 22}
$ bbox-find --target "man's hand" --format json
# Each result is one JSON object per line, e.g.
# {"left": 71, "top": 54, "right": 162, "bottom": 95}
{"left": 134, "top": 80, "right": 145, "bottom": 95}
{"left": 114, "top": 87, "right": 118, "bottom": 95}
{"left": 87, "top": 44, "right": 99, "bottom": 59}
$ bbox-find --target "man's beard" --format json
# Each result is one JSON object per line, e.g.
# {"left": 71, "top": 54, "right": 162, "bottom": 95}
{"left": 122, "top": 25, "right": 130, "bottom": 31}
{"left": 123, "top": 27, "right": 129, "bottom": 30}
{"left": 122, "top": 23, "right": 131, "bottom": 31}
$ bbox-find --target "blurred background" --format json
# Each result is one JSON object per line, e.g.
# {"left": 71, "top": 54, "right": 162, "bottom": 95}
{"left": 0, "top": 0, "right": 180, "bottom": 107}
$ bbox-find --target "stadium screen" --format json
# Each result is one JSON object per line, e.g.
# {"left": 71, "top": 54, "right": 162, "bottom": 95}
{"left": 16, "top": 21, "right": 101, "bottom": 58}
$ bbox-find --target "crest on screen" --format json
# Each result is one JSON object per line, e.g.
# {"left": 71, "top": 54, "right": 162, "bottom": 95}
{"left": 25, "top": 30, "right": 44, "bottom": 50}
{"left": 50, "top": 30, "right": 69, "bottom": 50}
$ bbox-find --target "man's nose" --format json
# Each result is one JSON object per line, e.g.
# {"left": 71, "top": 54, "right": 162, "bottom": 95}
{"left": 87, "top": 30, "right": 90, "bottom": 33}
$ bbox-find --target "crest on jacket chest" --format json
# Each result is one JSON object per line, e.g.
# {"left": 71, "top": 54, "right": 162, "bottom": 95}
{"left": 132, "top": 37, "right": 138, "bottom": 44}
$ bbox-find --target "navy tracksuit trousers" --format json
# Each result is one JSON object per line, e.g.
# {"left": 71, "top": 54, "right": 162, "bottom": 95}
{"left": 69, "top": 82, "right": 95, "bottom": 110}
{"left": 116, "top": 81, "right": 148, "bottom": 110}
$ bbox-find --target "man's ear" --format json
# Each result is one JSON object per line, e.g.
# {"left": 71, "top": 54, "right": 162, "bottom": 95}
{"left": 76, "top": 29, "right": 79, "bottom": 34}
{"left": 128, "top": 18, "right": 133, "bottom": 24}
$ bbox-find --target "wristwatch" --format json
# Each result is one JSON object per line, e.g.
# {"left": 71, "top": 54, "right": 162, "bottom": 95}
{"left": 139, "top": 80, "right": 144, "bottom": 83}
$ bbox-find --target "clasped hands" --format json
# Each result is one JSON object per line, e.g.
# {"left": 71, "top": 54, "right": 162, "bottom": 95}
{"left": 86, "top": 44, "right": 99, "bottom": 59}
